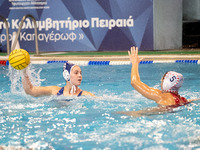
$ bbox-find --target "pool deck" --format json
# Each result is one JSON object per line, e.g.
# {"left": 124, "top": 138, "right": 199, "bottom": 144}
{"left": 0, "top": 49, "right": 200, "bottom": 62}
{"left": 1, "top": 54, "right": 200, "bottom": 62}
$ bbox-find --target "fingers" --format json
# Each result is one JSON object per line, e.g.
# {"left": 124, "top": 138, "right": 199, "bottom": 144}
{"left": 128, "top": 50, "right": 130, "bottom": 56}
{"left": 129, "top": 46, "right": 138, "bottom": 55}
{"left": 139, "top": 57, "right": 143, "bottom": 62}
{"left": 131, "top": 46, "right": 135, "bottom": 54}
{"left": 136, "top": 47, "right": 138, "bottom": 55}
{"left": 128, "top": 46, "right": 139, "bottom": 59}
{"left": 128, "top": 46, "right": 134, "bottom": 56}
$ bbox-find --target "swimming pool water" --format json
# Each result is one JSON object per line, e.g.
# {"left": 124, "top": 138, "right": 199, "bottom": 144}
{"left": 0, "top": 63, "right": 200, "bottom": 149}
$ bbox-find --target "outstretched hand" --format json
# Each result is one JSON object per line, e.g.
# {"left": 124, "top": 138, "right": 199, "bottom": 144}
{"left": 128, "top": 46, "right": 143, "bottom": 63}
{"left": 22, "top": 68, "right": 29, "bottom": 77}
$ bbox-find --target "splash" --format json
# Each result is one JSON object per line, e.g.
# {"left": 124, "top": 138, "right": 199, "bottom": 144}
{"left": 8, "top": 64, "right": 45, "bottom": 94}
{"left": 8, "top": 65, "right": 22, "bottom": 94}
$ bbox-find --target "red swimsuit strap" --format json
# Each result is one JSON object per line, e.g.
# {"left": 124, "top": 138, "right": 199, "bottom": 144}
{"left": 170, "top": 93, "right": 188, "bottom": 105}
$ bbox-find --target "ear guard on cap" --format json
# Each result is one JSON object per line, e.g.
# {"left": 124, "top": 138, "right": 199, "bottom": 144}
{"left": 63, "top": 62, "right": 75, "bottom": 81}
{"left": 63, "top": 70, "right": 70, "bottom": 81}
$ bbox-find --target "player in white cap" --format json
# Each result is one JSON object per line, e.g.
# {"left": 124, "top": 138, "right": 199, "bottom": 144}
{"left": 22, "top": 62, "right": 94, "bottom": 97}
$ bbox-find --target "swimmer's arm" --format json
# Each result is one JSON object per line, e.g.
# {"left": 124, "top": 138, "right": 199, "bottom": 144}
{"left": 187, "top": 98, "right": 200, "bottom": 103}
{"left": 116, "top": 106, "right": 172, "bottom": 118}
{"left": 82, "top": 91, "right": 95, "bottom": 96}
{"left": 129, "top": 46, "right": 162, "bottom": 102}
{"left": 25, "top": 86, "right": 60, "bottom": 97}
{"left": 22, "top": 69, "right": 59, "bottom": 97}
{"left": 131, "top": 80, "right": 163, "bottom": 102}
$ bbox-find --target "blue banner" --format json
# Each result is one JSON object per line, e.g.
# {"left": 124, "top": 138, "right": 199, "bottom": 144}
{"left": 0, "top": 0, "right": 153, "bottom": 52}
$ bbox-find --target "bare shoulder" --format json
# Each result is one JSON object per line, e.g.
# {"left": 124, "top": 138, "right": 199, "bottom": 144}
{"left": 43, "top": 86, "right": 61, "bottom": 95}
{"left": 146, "top": 88, "right": 175, "bottom": 105}
{"left": 82, "top": 91, "right": 95, "bottom": 96}
{"left": 157, "top": 92, "right": 176, "bottom": 106}
{"left": 144, "top": 88, "right": 163, "bottom": 101}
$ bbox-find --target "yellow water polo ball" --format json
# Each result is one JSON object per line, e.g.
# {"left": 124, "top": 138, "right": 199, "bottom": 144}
{"left": 9, "top": 49, "right": 30, "bottom": 70}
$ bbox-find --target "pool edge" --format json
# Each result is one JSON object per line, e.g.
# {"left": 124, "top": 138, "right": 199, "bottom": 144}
{"left": 1, "top": 55, "right": 200, "bottom": 66}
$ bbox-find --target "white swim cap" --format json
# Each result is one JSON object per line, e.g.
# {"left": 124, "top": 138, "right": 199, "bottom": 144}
{"left": 162, "top": 71, "right": 184, "bottom": 92}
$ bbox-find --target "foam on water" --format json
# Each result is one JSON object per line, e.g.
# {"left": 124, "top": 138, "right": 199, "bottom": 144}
{"left": 0, "top": 63, "right": 200, "bottom": 149}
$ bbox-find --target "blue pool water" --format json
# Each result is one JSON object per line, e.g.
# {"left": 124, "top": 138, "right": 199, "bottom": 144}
{"left": 0, "top": 63, "right": 200, "bottom": 149}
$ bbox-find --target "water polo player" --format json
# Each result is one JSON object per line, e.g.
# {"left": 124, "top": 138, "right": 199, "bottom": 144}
{"left": 22, "top": 62, "right": 94, "bottom": 97}
{"left": 117, "top": 46, "right": 199, "bottom": 117}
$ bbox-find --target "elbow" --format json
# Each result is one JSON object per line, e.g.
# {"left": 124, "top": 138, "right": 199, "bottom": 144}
{"left": 131, "top": 80, "right": 135, "bottom": 86}
{"left": 24, "top": 89, "right": 34, "bottom": 97}
{"left": 23, "top": 87, "right": 31, "bottom": 95}
{"left": 24, "top": 87, "right": 39, "bottom": 97}
{"left": 25, "top": 91, "right": 39, "bottom": 97}
{"left": 131, "top": 78, "right": 137, "bottom": 87}
{"left": 131, "top": 79, "right": 141, "bottom": 89}
{"left": 131, "top": 80, "right": 137, "bottom": 89}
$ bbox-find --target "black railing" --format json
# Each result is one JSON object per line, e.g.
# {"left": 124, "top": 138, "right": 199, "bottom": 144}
{"left": 0, "top": 15, "right": 10, "bottom": 55}
{"left": 11, "top": 14, "right": 39, "bottom": 55}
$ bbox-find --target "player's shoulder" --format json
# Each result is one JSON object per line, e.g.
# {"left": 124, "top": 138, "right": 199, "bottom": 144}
{"left": 82, "top": 91, "right": 95, "bottom": 96}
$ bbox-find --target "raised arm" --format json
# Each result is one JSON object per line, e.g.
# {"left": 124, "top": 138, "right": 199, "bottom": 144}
{"left": 129, "top": 46, "right": 163, "bottom": 102}
{"left": 22, "top": 69, "right": 59, "bottom": 97}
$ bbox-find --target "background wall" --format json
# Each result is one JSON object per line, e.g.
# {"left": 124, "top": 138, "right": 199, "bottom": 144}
{"left": 1, "top": 0, "right": 199, "bottom": 52}
{"left": 182, "top": 0, "right": 200, "bottom": 48}
{"left": 153, "top": 0, "right": 183, "bottom": 50}
{"left": 0, "top": 0, "right": 153, "bottom": 52}
{"left": 183, "top": 0, "right": 200, "bottom": 20}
